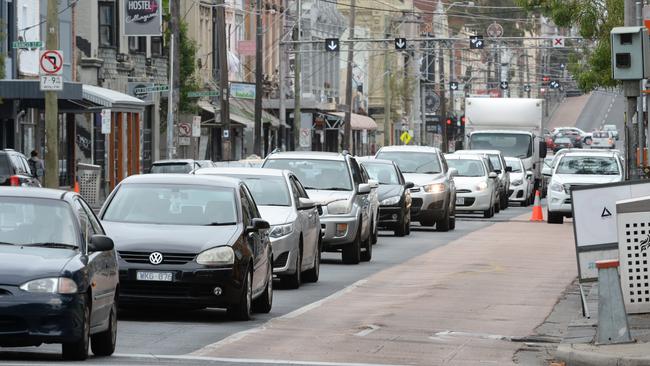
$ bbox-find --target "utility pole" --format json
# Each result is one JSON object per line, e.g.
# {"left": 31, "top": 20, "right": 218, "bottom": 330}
{"left": 293, "top": 0, "right": 302, "bottom": 151}
{"left": 624, "top": 0, "right": 639, "bottom": 179}
{"left": 439, "top": 40, "right": 448, "bottom": 153}
{"left": 254, "top": 0, "right": 263, "bottom": 156}
{"left": 343, "top": 0, "right": 356, "bottom": 152}
{"left": 279, "top": 3, "right": 287, "bottom": 150}
{"left": 216, "top": 0, "right": 231, "bottom": 160}
{"left": 166, "top": 0, "right": 179, "bottom": 159}
{"left": 43, "top": 0, "right": 58, "bottom": 188}
{"left": 636, "top": 1, "right": 645, "bottom": 175}
{"left": 383, "top": 20, "right": 391, "bottom": 147}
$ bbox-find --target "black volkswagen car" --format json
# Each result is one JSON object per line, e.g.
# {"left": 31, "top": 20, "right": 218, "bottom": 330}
{"left": 99, "top": 174, "right": 273, "bottom": 321}
{"left": 358, "top": 159, "right": 413, "bottom": 237}
{"left": 0, "top": 188, "right": 118, "bottom": 360}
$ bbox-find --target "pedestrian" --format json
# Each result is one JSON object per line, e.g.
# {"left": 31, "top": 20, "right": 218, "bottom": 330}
{"left": 28, "top": 150, "right": 45, "bottom": 182}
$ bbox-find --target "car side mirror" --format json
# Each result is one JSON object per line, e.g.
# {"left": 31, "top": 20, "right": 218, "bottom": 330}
{"left": 316, "top": 204, "right": 323, "bottom": 215}
{"left": 494, "top": 169, "right": 502, "bottom": 174}
{"left": 368, "top": 179, "right": 379, "bottom": 189}
{"left": 526, "top": 170, "right": 533, "bottom": 178}
{"left": 488, "top": 172, "right": 498, "bottom": 179}
{"left": 298, "top": 197, "right": 316, "bottom": 210}
{"left": 405, "top": 181, "right": 415, "bottom": 189}
{"left": 88, "top": 235, "right": 114, "bottom": 252}
{"left": 539, "top": 140, "right": 548, "bottom": 158}
{"left": 449, "top": 168, "right": 458, "bottom": 177}
{"left": 358, "top": 183, "right": 371, "bottom": 194}
{"left": 505, "top": 166, "right": 513, "bottom": 173}
{"left": 247, "top": 218, "right": 270, "bottom": 233}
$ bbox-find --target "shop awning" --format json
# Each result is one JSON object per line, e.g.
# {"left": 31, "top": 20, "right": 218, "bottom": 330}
{"left": 82, "top": 85, "right": 145, "bottom": 113}
{"left": 0, "top": 79, "right": 83, "bottom": 100}
{"left": 330, "top": 112, "right": 378, "bottom": 131}
{"left": 198, "top": 100, "right": 254, "bottom": 129}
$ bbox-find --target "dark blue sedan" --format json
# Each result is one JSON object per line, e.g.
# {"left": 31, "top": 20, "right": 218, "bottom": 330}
{"left": 0, "top": 188, "right": 118, "bottom": 360}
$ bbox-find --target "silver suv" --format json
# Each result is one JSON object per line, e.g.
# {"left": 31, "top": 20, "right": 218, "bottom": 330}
{"left": 375, "top": 146, "right": 457, "bottom": 231}
{"left": 455, "top": 150, "right": 511, "bottom": 210}
{"left": 263, "top": 152, "right": 374, "bottom": 264}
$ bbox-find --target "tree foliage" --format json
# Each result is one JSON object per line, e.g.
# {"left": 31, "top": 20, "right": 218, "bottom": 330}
{"left": 516, "top": 0, "right": 624, "bottom": 91}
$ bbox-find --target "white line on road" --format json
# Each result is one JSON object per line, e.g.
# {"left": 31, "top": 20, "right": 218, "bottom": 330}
{"left": 113, "top": 353, "right": 410, "bottom": 366}
{"left": 191, "top": 279, "right": 368, "bottom": 356}
{"left": 429, "top": 330, "right": 512, "bottom": 342}
{"left": 354, "top": 324, "right": 381, "bottom": 337}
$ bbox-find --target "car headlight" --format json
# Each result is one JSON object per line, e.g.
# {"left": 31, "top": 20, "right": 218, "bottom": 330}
{"left": 550, "top": 182, "right": 564, "bottom": 193}
{"left": 475, "top": 181, "right": 488, "bottom": 192}
{"left": 511, "top": 179, "right": 523, "bottom": 186}
{"left": 270, "top": 223, "right": 293, "bottom": 238}
{"left": 196, "top": 246, "right": 235, "bottom": 266}
{"left": 380, "top": 196, "right": 401, "bottom": 206}
{"left": 20, "top": 277, "right": 78, "bottom": 294}
{"left": 423, "top": 183, "right": 445, "bottom": 193}
{"left": 327, "top": 199, "right": 352, "bottom": 215}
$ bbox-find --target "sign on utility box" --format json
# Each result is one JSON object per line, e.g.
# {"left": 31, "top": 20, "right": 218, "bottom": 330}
{"left": 610, "top": 26, "right": 650, "bottom": 80}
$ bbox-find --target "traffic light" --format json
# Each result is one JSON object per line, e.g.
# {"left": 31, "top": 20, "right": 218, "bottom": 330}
{"left": 460, "top": 115, "right": 466, "bottom": 125}
{"left": 446, "top": 118, "right": 452, "bottom": 125}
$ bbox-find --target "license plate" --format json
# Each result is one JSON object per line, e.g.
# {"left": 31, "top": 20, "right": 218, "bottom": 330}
{"left": 136, "top": 271, "right": 173, "bottom": 282}
{"left": 456, "top": 197, "right": 465, "bottom": 205}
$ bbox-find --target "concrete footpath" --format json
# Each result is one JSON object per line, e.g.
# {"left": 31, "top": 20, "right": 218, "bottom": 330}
{"left": 192, "top": 215, "right": 576, "bottom": 366}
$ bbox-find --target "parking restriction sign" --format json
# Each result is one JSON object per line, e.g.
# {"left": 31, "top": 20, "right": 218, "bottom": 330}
{"left": 39, "top": 50, "right": 63, "bottom": 75}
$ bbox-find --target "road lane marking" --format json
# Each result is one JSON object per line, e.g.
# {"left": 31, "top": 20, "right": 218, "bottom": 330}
{"left": 192, "top": 279, "right": 368, "bottom": 355}
{"left": 429, "top": 330, "right": 511, "bottom": 342}
{"left": 354, "top": 324, "right": 380, "bottom": 337}
{"left": 114, "top": 353, "right": 409, "bottom": 366}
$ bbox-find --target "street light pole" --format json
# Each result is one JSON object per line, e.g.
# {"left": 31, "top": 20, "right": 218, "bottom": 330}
{"left": 43, "top": 0, "right": 59, "bottom": 188}
{"left": 254, "top": 0, "right": 263, "bottom": 156}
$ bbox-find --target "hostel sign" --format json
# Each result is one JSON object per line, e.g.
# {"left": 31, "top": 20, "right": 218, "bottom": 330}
{"left": 124, "top": 0, "right": 162, "bottom": 36}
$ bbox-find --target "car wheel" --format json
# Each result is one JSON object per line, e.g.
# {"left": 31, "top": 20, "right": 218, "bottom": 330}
{"left": 395, "top": 213, "right": 407, "bottom": 237}
{"left": 436, "top": 206, "right": 451, "bottom": 232}
{"left": 495, "top": 200, "right": 501, "bottom": 214}
{"left": 282, "top": 249, "right": 302, "bottom": 289}
{"left": 303, "top": 240, "right": 320, "bottom": 283}
{"left": 483, "top": 206, "right": 494, "bottom": 218}
{"left": 371, "top": 217, "right": 378, "bottom": 245}
{"left": 405, "top": 214, "right": 411, "bottom": 235}
{"left": 91, "top": 299, "right": 117, "bottom": 357}
{"left": 449, "top": 203, "right": 456, "bottom": 230}
{"left": 360, "top": 234, "right": 372, "bottom": 262}
{"left": 342, "top": 224, "right": 361, "bottom": 264}
{"left": 501, "top": 192, "right": 509, "bottom": 209}
{"left": 62, "top": 298, "right": 90, "bottom": 360}
{"left": 548, "top": 211, "right": 564, "bottom": 224}
{"left": 228, "top": 269, "right": 252, "bottom": 320}
{"left": 253, "top": 261, "right": 273, "bottom": 313}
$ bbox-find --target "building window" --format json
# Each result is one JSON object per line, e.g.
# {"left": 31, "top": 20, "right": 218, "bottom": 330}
{"left": 99, "top": 2, "right": 117, "bottom": 47}
{"left": 129, "top": 36, "right": 146, "bottom": 53}
{"left": 151, "top": 36, "right": 163, "bottom": 56}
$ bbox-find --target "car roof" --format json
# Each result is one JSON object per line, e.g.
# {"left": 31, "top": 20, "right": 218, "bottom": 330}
{"left": 455, "top": 149, "right": 502, "bottom": 155}
{"left": 377, "top": 145, "right": 441, "bottom": 153}
{"left": 357, "top": 158, "right": 394, "bottom": 165}
{"left": 0, "top": 187, "right": 76, "bottom": 201}
{"left": 504, "top": 156, "right": 522, "bottom": 162}
{"left": 119, "top": 173, "right": 241, "bottom": 188}
{"left": 153, "top": 159, "right": 195, "bottom": 164}
{"left": 195, "top": 167, "right": 288, "bottom": 177}
{"left": 445, "top": 154, "right": 482, "bottom": 160}
{"left": 266, "top": 151, "right": 346, "bottom": 161}
{"left": 470, "top": 129, "right": 533, "bottom": 135}
{"left": 563, "top": 151, "right": 618, "bottom": 158}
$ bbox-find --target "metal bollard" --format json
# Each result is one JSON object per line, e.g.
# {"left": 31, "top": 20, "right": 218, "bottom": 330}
{"left": 595, "top": 259, "right": 634, "bottom": 345}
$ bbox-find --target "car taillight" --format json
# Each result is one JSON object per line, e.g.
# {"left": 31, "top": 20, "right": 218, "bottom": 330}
{"left": 9, "top": 175, "right": 20, "bottom": 186}
{"left": 609, "top": 139, "right": 613, "bottom": 144}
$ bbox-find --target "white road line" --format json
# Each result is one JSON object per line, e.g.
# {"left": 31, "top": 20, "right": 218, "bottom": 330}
{"left": 113, "top": 353, "right": 410, "bottom": 366}
{"left": 354, "top": 324, "right": 381, "bottom": 337}
{"left": 429, "top": 330, "right": 511, "bottom": 342}
{"left": 191, "top": 279, "right": 368, "bottom": 356}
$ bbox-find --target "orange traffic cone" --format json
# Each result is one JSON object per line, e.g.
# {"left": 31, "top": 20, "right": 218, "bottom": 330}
{"left": 74, "top": 181, "right": 80, "bottom": 193}
{"left": 530, "top": 190, "right": 544, "bottom": 222}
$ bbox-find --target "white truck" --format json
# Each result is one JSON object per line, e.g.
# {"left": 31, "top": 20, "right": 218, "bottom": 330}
{"left": 464, "top": 97, "right": 548, "bottom": 194}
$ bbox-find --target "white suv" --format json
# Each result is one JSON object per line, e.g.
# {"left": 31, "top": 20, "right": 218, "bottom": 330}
{"left": 547, "top": 151, "right": 624, "bottom": 224}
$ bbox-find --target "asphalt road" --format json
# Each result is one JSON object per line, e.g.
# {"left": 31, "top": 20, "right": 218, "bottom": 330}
{"left": 575, "top": 89, "right": 625, "bottom": 149}
{"left": 0, "top": 205, "right": 530, "bottom": 365}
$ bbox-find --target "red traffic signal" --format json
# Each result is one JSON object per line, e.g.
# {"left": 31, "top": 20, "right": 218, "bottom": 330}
{"left": 460, "top": 115, "right": 466, "bottom": 125}
{"left": 446, "top": 118, "right": 452, "bottom": 125}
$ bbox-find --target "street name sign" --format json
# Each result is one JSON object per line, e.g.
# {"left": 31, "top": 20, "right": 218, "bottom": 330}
{"left": 188, "top": 90, "right": 219, "bottom": 98}
{"left": 13, "top": 41, "right": 42, "bottom": 49}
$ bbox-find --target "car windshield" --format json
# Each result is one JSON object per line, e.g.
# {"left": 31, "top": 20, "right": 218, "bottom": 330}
{"left": 544, "top": 157, "right": 554, "bottom": 168}
{"left": 447, "top": 159, "right": 486, "bottom": 177}
{"left": 469, "top": 133, "right": 532, "bottom": 158}
{"left": 263, "top": 159, "right": 353, "bottom": 191}
{"left": 362, "top": 163, "right": 400, "bottom": 185}
{"left": 151, "top": 163, "right": 192, "bottom": 174}
{"left": 556, "top": 156, "right": 620, "bottom": 175}
{"left": 505, "top": 159, "right": 523, "bottom": 173}
{"left": 375, "top": 152, "right": 441, "bottom": 174}
{"left": 221, "top": 175, "right": 291, "bottom": 206}
{"left": 555, "top": 138, "right": 571, "bottom": 143}
{"left": 487, "top": 155, "right": 502, "bottom": 170}
{"left": 603, "top": 125, "right": 616, "bottom": 131}
{"left": 0, "top": 197, "right": 77, "bottom": 247}
{"left": 102, "top": 183, "right": 238, "bottom": 225}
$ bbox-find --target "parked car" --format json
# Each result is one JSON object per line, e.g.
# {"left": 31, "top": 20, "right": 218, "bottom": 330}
{"left": 545, "top": 136, "right": 556, "bottom": 152}
{"left": 194, "top": 167, "right": 321, "bottom": 289}
{"left": 591, "top": 131, "right": 616, "bottom": 149}
{"left": 553, "top": 136, "right": 574, "bottom": 153}
{"left": 603, "top": 124, "right": 619, "bottom": 140}
{"left": 262, "top": 151, "right": 374, "bottom": 264}
{"left": 445, "top": 154, "right": 499, "bottom": 218}
{"left": 547, "top": 151, "right": 624, "bottom": 224}
{"left": 196, "top": 160, "right": 216, "bottom": 168}
{"left": 375, "top": 146, "right": 457, "bottom": 231}
{"left": 0, "top": 149, "right": 41, "bottom": 187}
{"left": 358, "top": 158, "right": 413, "bottom": 237}
{"left": 99, "top": 174, "right": 273, "bottom": 320}
{"left": 454, "top": 149, "right": 510, "bottom": 210}
{"left": 505, "top": 157, "right": 534, "bottom": 206}
{"left": 0, "top": 188, "right": 118, "bottom": 360}
{"left": 358, "top": 163, "right": 380, "bottom": 245}
{"left": 541, "top": 156, "right": 555, "bottom": 198}
{"left": 150, "top": 159, "right": 201, "bottom": 174}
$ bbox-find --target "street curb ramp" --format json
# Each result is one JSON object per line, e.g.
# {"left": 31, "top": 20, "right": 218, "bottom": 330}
{"left": 556, "top": 342, "right": 650, "bottom": 366}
